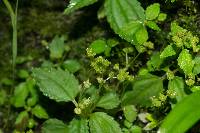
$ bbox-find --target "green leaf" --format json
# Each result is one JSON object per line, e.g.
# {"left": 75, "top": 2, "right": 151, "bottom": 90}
{"left": 159, "top": 92, "right": 200, "bottom": 133}
{"left": 15, "top": 111, "right": 29, "bottom": 125}
{"left": 32, "top": 105, "right": 49, "bottom": 119}
{"left": 90, "top": 39, "right": 107, "bottom": 54}
{"left": 147, "top": 52, "right": 163, "bottom": 71}
{"left": 12, "top": 82, "right": 29, "bottom": 107}
{"left": 130, "top": 125, "right": 142, "bottom": 133}
{"left": 122, "top": 75, "right": 163, "bottom": 107}
{"left": 177, "top": 49, "right": 194, "bottom": 75}
{"left": 191, "top": 86, "right": 200, "bottom": 92}
{"left": 120, "top": 21, "right": 148, "bottom": 45}
{"left": 49, "top": 36, "right": 65, "bottom": 59}
{"left": 123, "top": 105, "right": 137, "bottom": 122}
{"left": 160, "top": 45, "right": 176, "bottom": 58}
{"left": 157, "top": 13, "right": 167, "bottom": 21}
{"left": 96, "top": 92, "right": 120, "bottom": 109}
{"left": 62, "top": 60, "right": 81, "bottom": 73}
{"left": 193, "top": 56, "right": 200, "bottom": 75}
{"left": 145, "top": 3, "right": 160, "bottom": 20}
{"left": 64, "top": 0, "right": 98, "bottom": 14}
{"left": 146, "top": 21, "right": 160, "bottom": 31}
{"left": 107, "top": 38, "right": 118, "bottom": 47}
{"left": 27, "top": 96, "right": 38, "bottom": 107}
{"left": 68, "top": 118, "right": 89, "bottom": 133}
{"left": 17, "top": 69, "right": 29, "bottom": 79}
{"left": 26, "top": 78, "right": 38, "bottom": 107}
{"left": 168, "top": 77, "right": 186, "bottom": 102}
{"left": 15, "top": 111, "right": 29, "bottom": 130}
{"left": 42, "top": 119, "right": 68, "bottom": 133}
{"left": 105, "top": 0, "right": 147, "bottom": 45}
{"left": 135, "top": 26, "right": 148, "bottom": 45}
{"left": 89, "top": 112, "right": 122, "bottom": 133}
{"left": 32, "top": 68, "right": 80, "bottom": 102}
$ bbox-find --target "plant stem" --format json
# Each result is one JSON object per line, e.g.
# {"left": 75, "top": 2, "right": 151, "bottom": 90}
{"left": 2, "top": 0, "right": 18, "bottom": 130}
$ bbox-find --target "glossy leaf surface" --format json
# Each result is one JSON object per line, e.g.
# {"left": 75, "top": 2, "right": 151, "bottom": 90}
{"left": 159, "top": 92, "right": 200, "bottom": 133}
{"left": 96, "top": 92, "right": 120, "bottom": 109}
{"left": 32, "top": 68, "right": 80, "bottom": 102}
{"left": 68, "top": 118, "right": 89, "bottom": 133}
{"left": 64, "top": 0, "right": 98, "bottom": 14}
{"left": 122, "top": 75, "right": 163, "bottom": 107}
{"left": 42, "top": 119, "right": 68, "bottom": 133}
{"left": 89, "top": 112, "right": 122, "bottom": 133}
{"left": 105, "top": 0, "right": 147, "bottom": 45}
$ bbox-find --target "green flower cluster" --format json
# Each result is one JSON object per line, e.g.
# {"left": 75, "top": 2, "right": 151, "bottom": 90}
{"left": 151, "top": 90, "right": 176, "bottom": 107}
{"left": 171, "top": 22, "right": 199, "bottom": 52}
{"left": 117, "top": 69, "right": 134, "bottom": 82}
{"left": 74, "top": 97, "right": 91, "bottom": 115}
{"left": 151, "top": 93, "right": 167, "bottom": 107}
{"left": 91, "top": 56, "right": 111, "bottom": 74}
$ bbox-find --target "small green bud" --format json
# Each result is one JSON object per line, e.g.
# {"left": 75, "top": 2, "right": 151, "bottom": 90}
{"left": 74, "top": 108, "right": 82, "bottom": 114}
{"left": 185, "top": 78, "right": 195, "bottom": 86}
{"left": 167, "top": 89, "right": 176, "bottom": 99}
{"left": 158, "top": 93, "right": 167, "bottom": 102}
{"left": 83, "top": 79, "right": 91, "bottom": 89}
{"left": 83, "top": 97, "right": 91, "bottom": 106}
{"left": 127, "top": 75, "right": 134, "bottom": 81}
{"left": 117, "top": 69, "right": 129, "bottom": 82}
{"left": 166, "top": 69, "right": 174, "bottom": 80}
{"left": 113, "top": 64, "right": 119, "bottom": 70}
{"left": 97, "top": 77, "right": 105, "bottom": 84}
{"left": 108, "top": 71, "right": 115, "bottom": 78}
{"left": 86, "top": 48, "right": 96, "bottom": 57}
{"left": 151, "top": 96, "right": 162, "bottom": 107}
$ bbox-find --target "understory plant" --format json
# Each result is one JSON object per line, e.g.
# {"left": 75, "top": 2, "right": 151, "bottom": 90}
{"left": 2, "top": 0, "right": 200, "bottom": 132}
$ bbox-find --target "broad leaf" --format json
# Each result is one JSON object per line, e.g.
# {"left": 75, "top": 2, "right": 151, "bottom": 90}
{"left": 32, "top": 68, "right": 80, "bottom": 102}
{"left": 96, "top": 92, "right": 120, "bottom": 109}
{"left": 42, "top": 119, "right": 68, "bottom": 133}
{"left": 191, "top": 86, "right": 200, "bottom": 92}
{"left": 122, "top": 75, "right": 163, "bottom": 107}
{"left": 168, "top": 76, "right": 186, "bottom": 102}
{"left": 130, "top": 125, "right": 142, "bottom": 133}
{"left": 68, "top": 118, "right": 89, "bottom": 133}
{"left": 90, "top": 39, "right": 107, "bottom": 54}
{"left": 146, "top": 21, "right": 160, "bottom": 31}
{"left": 15, "top": 111, "right": 29, "bottom": 130}
{"left": 32, "top": 105, "right": 49, "bottom": 119}
{"left": 145, "top": 3, "right": 160, "bottom": 20}
{"left": 119, "top": 21, "right": 148, "bottom": 45}
{"left": 64, "top": 0, "right": 98, "bottom": 14}
{"left": 159, "top": 92, "right": 200, "bottom": 133}
{"left": 160, "top": 45, "right": 176, "bottom": 58}
{"left": 147, "top": 52, "right": 163, "bottom": 71}
{"left": 49, "top": 36, "right": 65, "bottom": 59}
{"left": 123, "top": 105, "right": 137, "bottom": 122}
{"left": 12, "top": 82, "right": 29, "bottom": 107}
{"left": 177, "top": 49, "right": 194, "bottom": 75}
{"left": 89, "top": 112, "right": 122, "bottom": 133}
{"left": 62, "top": 59, "right": 81, "bottom": 73}
{"left": 157, "top": 13, "right": 167, "bottom": 21}
{"left": 105, "top": 0, "right": 147, "bottom": 45}
{"left": 15, "top": 111, "right": 29, "bottom": 125}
